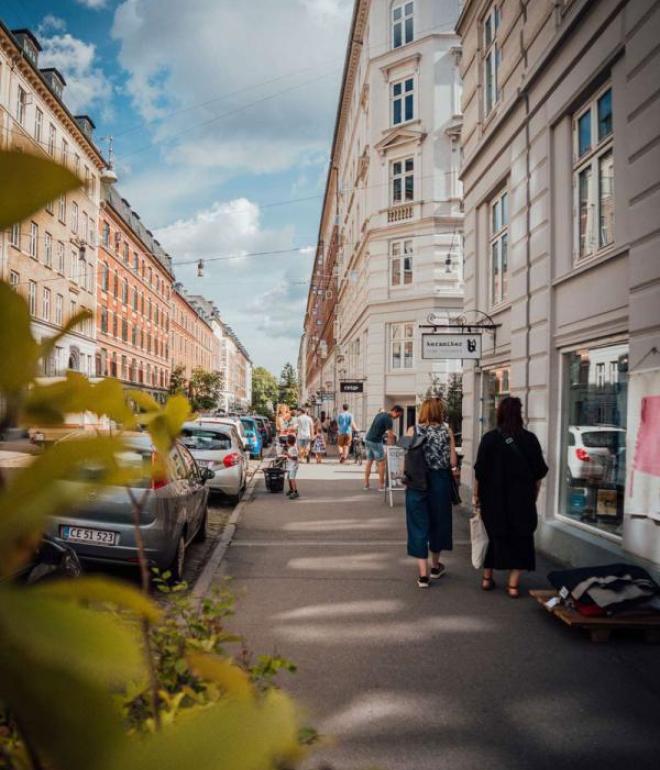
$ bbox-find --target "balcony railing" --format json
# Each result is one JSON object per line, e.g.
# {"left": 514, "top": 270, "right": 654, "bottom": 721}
{"left": 387, "top": 204, "right": 414, "bottom": 223}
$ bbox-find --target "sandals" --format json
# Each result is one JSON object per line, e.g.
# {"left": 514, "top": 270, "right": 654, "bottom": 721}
{"left": 506, "top": 583, "right": 520, "bottom": 598}
{"left": 481, "top": 577, "right": 496, "bottom": 591}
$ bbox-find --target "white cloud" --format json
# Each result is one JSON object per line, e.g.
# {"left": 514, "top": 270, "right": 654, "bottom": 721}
{"left": 250, "top": 274, "right": 310, "bottom": 340}
{"left": 75, "top": 0, "right": 109, "bottom": 8}
{"left": 38, "top": 25, "right": 113, "bottom": 117}
{"left": 111, "top": 0, "right": 352, "bottom": 174}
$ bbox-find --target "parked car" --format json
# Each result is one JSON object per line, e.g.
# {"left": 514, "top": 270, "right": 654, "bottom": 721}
{"left": 7, "top": 536, "right": 82, "bottom": 584}
{"left": 251, "top": 415, "right": 271, "bottom": 447}
{"left": 240, "top": 417, "right": 263, "bottom": 459}
{"left": 200, "top": 416, "right": 249, "bottom": 452}
{"left": 181, "top": 421, "right": 248, "bottom": 503}
{"left": 46, "top": 432, "right": 213, "bottom": 582}
{"left": 566, "top": 425, "right": 626, "bottom": 484}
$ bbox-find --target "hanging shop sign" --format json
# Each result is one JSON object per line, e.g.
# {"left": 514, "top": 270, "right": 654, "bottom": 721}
{"left": 422, "top": 333, "right": 482, "bottom": 360}
{"left": 340, "top": 381, "right": 364, "bottom": 393}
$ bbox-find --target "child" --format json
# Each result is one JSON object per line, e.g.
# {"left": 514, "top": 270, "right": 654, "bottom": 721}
{"left": 284, "top": 434, "right": 300, "bottom": 499}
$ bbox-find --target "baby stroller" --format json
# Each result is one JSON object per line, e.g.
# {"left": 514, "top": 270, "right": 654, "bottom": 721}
{"left": 352, "top": 431, "right": 366, "bottom": 465}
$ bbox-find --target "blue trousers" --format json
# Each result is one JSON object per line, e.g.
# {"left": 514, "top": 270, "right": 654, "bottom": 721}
{"left": 405, "top": 469, "right": 453, "bottom": 558}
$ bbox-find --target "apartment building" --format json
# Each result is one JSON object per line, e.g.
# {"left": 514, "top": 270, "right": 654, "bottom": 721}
{"left": 96, "top": 186, "right": 174, "bottom": 398}
{"left": 457, "top": 0, "right": 660, "bottom": 574}
{"left": 302, "top": 0, "right": 464, "bottom": 431}
{"left": 0, "top": 24, "right": 108, "bottom": 375}
{"left": 170, "top": 285, "right": 215, "bottom": 383}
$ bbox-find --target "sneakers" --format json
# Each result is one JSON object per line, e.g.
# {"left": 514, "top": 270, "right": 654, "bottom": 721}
{"left": 288, "top": 491, "right": 300, "bottom": 500}
{"left": 417, "top": 576, "right": 430, "bottom": 588}
{"left": 363, "top": 485, "right": 370, "bottom": 491}
{"left": 430, "top": 564, "right": 447, "bottom": 579}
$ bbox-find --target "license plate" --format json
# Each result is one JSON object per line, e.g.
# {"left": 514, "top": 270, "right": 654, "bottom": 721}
{"left": 196, "top": 460, "right": 211, "bottom": 467}
{"left": 60, "top": 525, "right": 119, "bottom": 546}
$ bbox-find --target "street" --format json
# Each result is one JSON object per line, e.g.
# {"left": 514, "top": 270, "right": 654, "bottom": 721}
{"left": 217, "top": 457, "right": 660, "bottom": 770}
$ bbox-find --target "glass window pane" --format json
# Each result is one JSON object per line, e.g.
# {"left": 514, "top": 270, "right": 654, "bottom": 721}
{"left": 599, "top": 151, "right": 614, "bottom": 247}
{"left": 578, "top": 110, "right": 591, "bottom": 157}
{"left": 393, "top": 100, "right": 402, "bottom": 125}
{"left": 393, "top": 177, "right": 402, "bottom": 202}
{"left": 405, "top": 174, "right": 414, "bottom": 200}
{"left": 392, "top": 342, "right": 401, "bottom": 368}
{"left": 393, "top": 7, "right": 402, "bottom": 20}
{"left": 501, "top": 233, "right": 508, "bottom": 300}
{"left": 393, "top": 82, "right": 402, "bottom": 96}
{"left": 393, "top": 161, "right": 402, "bottom": 175}
{"left": 391, "top": 259, "right": 401, "bottom": 285}
{"left": 405, "top": 2, "right": 413, "bottom": 14}
{"left": 403, "top": 257, "right": 413, "bottom": 283}
{"left": 405, "top": 16, "right": 413, "bottom": 43}
{"left": 485, "top": 16, "right": 492, "bottom": 46}
{"left": 404, "top": 94, "right": 414, "bottom": 121}
{"left": 492, "top": 200, "right": 500, "bottom": 233}
{"left": 597, "top": 89, "right": 612, "bottom": 141}
{"left": 578, "top": 165, "right": 593, "bottom": 257}
{"left": 485, "top": 54, "right": 494, "bottom": 113}
{"left": 404, "top": 341, "right": 413, "bottom": 367}
{"left": 405, "top": 324, "right": 414, "bottom": 338}
{"left": 405, "top": 79, "right": 414, "bottom": 92}
{"left": 391, "top": 241, "right": 401, "bottom": 256}
{"left": 501, "top": 192, "right": 508, "bottom": 225}
{"left": 393, "top": 21, "right": 402, "bottom": 48}
{"left": 405, "top": 158, "right": 414, "bottom": 172}
{"left": 491, "top": 241, "right": 500, "bottom": 304}
{"left": 392, "top": 325, "right": 401, "bottom": 340}
{"left": 404, "top": 239, "right": 413, "bottom": 253}
{"left": 560, "top": 344, "right": 628, "bottom": 537}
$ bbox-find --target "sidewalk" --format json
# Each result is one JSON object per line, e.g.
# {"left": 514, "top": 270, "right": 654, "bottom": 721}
{"left": 217, "top": 458, "right": 660, "bottom": 770}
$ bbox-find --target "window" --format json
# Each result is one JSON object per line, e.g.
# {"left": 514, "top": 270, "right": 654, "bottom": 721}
{"left": 121, "top": 279, "right": 128, "bottom": 304}
{"left": 84, "top": 166, "right": 90, "bottom": 196}
{"left": 10, "top": 271, "right": 20, "bottom": 289}
{"left": 82, "top": 212, "right": 89, "bottom": 243}
{"left": 133, "top": 252, "right": 139, "bottom": 271}
{"left": 74, "top": 154, "right": 80, "bottom": 176}
{"left": 42, "top": 288, "right": 51, "bottom": 321}
{"left": 58, "top": 194, "right": 66, "bottom": 223}
{"left": 574, "top": 86, "right": 614, "bottom": 259}
{"left": 100, "top": 262, "right": 109, "bottom": 291}
{"left": 61, "top": 139, "right": 69, "bottom": 166}
{"left": 45, "top": 198, "right": 54, "bottom": 215}
{"left": 122, "top": 317, "right": 128, "bottom": 343}
{"left": 78, "top": 254, "right": 86, "bottom": 286}
{"left": 55, "top": 294, "right": 63, "bottom": 325}
{"left": 34, "top": 107, "right": 43, "bottom": 143}
{"left": 102, "top": 222, "right": 110, "bottom": 247}
{"left": 57, "top": 241, "right": 65, "bottom": 273}
{"left": 10, "top": 222, "right": 20, "bottom": 249}
{"left": 391, "top": 77, "right": 414, "bottom": 125}
{"left": 48, "top": 124, "right": 56, "bottom": 156}
{"left": 29, "top": 222, "right": 38, "bottom": 259}
{"left": 391, "top": 157, "right": 414, "bottom": 204}
{"left": 392, "top": 2, "right": 414, "bottom": 48}
{"left": 100, "top": 307, "right": 108, "bottom": 333}
{"left": 123, "top": 242, "right": 129, "bottom": 263}
{"left": 71, "top": 202, "right": 79, "bottom": 234}
{"left": 560, "top": 343, "right": 628, "bottom": 537}
{"left": 16, "top": 86, "right": 27, "bottom": 125}
{"left": 44, "top": 232, "right": 53, "bottom": 267}
{"left": 390, "top": 239, "right": 413, "bottom": 286}
{"left": 490, "top": 189, "right": 509, "bottom": 305}
{"left": 132, "top": 287, "right": 138, "bottom": 311}
{"left": 131, "top": 325, "right": 137, "bottom": 346}
{"left": 483, "top": 4, "right": 501, "bottom": 115}
{"left": 28, "top": 281, "right": 37, "bottom": 315}
{"left": 390, "top": 322, "right": 415, "bottom": 369}
{"left": 112, "top": 312, "right": 117, "bottom": 337}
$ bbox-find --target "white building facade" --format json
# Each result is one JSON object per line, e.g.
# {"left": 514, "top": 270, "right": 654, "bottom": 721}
{"left": 303, "top": 0, "right": 464, "bottom": 432}
{"left": 457, "top": 0, "right": 660, "bottom": 576}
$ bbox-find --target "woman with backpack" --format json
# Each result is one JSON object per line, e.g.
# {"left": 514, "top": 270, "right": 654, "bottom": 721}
{"left": 403, "top": 397, "right": 459, "bottom": 588}
{"left": 473, "top": 396, "right": 548, "bottom": 597}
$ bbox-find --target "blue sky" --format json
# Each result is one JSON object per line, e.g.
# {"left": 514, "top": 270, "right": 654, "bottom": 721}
{"left": 4, "top": 0, "right": 354, "bottom": 375}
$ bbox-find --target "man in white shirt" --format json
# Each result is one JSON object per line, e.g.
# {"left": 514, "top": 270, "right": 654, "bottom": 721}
{"left": 296, "top": 407, "right": 315, "bottom": 463}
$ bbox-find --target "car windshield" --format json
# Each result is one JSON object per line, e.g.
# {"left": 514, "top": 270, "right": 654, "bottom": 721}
{"left": 65, "top": 439, "right": 154, "bottom": 488}
{"left": 241, "top": 419, "right": 256, "bottom": 432}
{"left": 581, "top": 431, "right": 625, "bottom": 449}
{"left": 180, "top": 427, "right": 232, "bottom": 451}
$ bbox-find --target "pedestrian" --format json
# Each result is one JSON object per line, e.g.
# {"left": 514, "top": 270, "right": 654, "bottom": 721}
{"left": 328, "top": 418, "right": 338, "bottom": 445}
{"left": 473, "top": 396, "right": 548, "bottom": 598}
{"left": 296, "top": 407, "right": 315, "bottom": 463}
{"left": 312, "top": 414, "right": 327, "bottom": 463}
{"left": 284, "top": 434, "right": 300, "bottom": 499}
{"left": 363, "top": 404, "right": 403, "bottom": 491}
{"left": 336, "top": 403, "right": 357, "bottom": 463}
{"left": 403, "top": 398, "right": 458, "bottom": 588}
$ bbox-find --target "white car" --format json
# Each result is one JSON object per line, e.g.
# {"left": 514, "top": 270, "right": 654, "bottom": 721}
{"left": 566, "top": 425, "right": 626, "bottom": 484}
{"left": 180, "top": 421, "right": 248, "bottom": 503}
{"left": 200, "top": 417, "right": 249, "bottom": 452}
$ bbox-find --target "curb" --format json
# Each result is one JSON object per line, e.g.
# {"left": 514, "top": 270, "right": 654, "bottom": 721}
{"left": 191, "top": 459, "right": 263, "bottom": 604}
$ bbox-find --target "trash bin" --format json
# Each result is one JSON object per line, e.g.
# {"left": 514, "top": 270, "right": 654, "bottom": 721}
{"left": 263, "top": 465, "right": 286, "bottom": 493}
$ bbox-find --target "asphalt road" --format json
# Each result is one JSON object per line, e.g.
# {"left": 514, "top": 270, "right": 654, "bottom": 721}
{"left": 217, "top": 457, "right": 660, "bottom": 770}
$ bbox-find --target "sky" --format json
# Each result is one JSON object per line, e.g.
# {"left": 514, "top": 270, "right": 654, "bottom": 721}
{"left": 4, "top": 0, "right": 355, "bottom": 376}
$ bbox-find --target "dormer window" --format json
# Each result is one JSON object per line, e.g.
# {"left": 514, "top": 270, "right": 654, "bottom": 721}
{"left": 392, "top": 2, "right": 414, "bottom": 49}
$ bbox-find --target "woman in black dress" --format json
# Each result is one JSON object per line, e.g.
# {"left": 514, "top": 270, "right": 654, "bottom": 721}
{"left": 473, "top": 397, "right": 548, "bottom": 597}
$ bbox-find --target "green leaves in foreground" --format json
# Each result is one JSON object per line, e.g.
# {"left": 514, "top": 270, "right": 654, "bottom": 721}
{"left": 129, "top": 391, "right": 194, "bottom": 456}
{"left": 0, "top": 149, "right": 81, "bottom": 230}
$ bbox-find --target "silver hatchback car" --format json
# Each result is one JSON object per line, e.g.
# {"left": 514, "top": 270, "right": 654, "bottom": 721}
{"left": 46, "top": 433, "right": 212, "bottom": 582}
{"left": 180, "top": 421, "right": 248, "bottom": 503}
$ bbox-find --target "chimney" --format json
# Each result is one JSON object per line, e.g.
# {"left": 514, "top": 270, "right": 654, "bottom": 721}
{"left": 12, "top": 29, "right": 41, "bottom": 67}
{"left": 75, "top": 115, "right": 96, "bottom": 139}
{"left": 40, "top": 68, "right": 66, "bottom": 101}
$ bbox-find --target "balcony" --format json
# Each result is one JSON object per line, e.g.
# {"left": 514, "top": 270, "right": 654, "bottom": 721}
{"left": 387, "top": 204, "right": 414, "bottom": 223}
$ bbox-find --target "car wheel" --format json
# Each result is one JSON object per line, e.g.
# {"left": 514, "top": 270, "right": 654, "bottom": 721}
{"left": 169, "top": 533, "right": 186, "bottom": 584}
{"left": 194, "top": 505, "right": 208, "bottom": 543}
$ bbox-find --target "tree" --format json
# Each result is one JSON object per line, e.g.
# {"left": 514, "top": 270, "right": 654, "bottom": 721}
{"left": 251, "top": 366, "right": 278, "bottom": 418}
{"left": 168, "top": 364, "right": 187, "bottom": 396}
{"left": 278, "top": 363, "right": 299, "bottom": 409}
{"left": 189, "top": 368, "right": 223, "bottom": 412}
{"left": 445, "top": 372, "right": 463, "bottom": 438}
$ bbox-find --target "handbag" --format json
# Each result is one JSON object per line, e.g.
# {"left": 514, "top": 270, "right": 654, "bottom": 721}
{"left": 470, "top": 510, "right": 489, "bottom": 569}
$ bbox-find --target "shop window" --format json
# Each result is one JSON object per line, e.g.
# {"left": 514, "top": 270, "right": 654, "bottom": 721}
{"left": 483, "top": 367, "right": 510, "bottom": 431}
{"left": 560, "top": 343, "right": 628, "bottom": 537}
{"left": 573, "top": 85, "right": 614, "bottom": 259}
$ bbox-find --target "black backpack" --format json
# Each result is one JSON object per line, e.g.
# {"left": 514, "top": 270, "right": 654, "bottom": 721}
{"left": 401, "top": 431, "right": 428, "bottom": 491}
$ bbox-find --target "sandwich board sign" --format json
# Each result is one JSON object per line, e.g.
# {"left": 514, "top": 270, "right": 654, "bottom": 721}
{"left": 385, "top": 446, "right": 406, "bottom": 508}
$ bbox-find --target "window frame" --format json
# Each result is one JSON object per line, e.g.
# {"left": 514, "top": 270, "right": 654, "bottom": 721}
{"left": 29, "top": 221, "right": 38, "bottom": 260}
{"left": 489, "top": 188, "right": 509, "bottom": 307}
{"left": 389, "top": 321, "right": 416, "bottom": 371}
{"left": 390, "top": 156, "right": 415, "bottom": 205}
{"left": 16, "top": 85, "right": 27, "bottom": 126}
{"left": 392, "top": 1, "right": 414, "bottom": 49}
{"left": 390, "top": 76, "right": 415, "bottom": 127}
{"left": 572, "top": 84, "right": 614, "bottom": 262}
{"left": 390, "top": 238, "right": 414, "bottom": 287}
{"left": 482, "top": 3, "right": 501, "bottom": 117}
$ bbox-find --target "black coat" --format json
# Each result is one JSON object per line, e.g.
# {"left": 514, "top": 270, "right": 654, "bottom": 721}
{"left": 474, "top": 429, "right": 548, "bottom": 538}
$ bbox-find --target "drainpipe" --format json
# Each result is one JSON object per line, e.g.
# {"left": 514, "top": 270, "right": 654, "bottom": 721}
{"left": 524, "top": 90, "right": 531, "bottom": 421}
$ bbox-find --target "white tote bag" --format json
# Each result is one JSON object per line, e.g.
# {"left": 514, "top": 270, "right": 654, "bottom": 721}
{"left": 470, "top": 513, "right": 489, "bottom": 569}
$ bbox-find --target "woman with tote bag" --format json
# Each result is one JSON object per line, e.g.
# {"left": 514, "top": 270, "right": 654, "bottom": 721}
{"left": 403, "top": 397, "right": 460, "bottom": 588}
{"left": 473, "top": 397, "right": 548, "bottom": 597}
